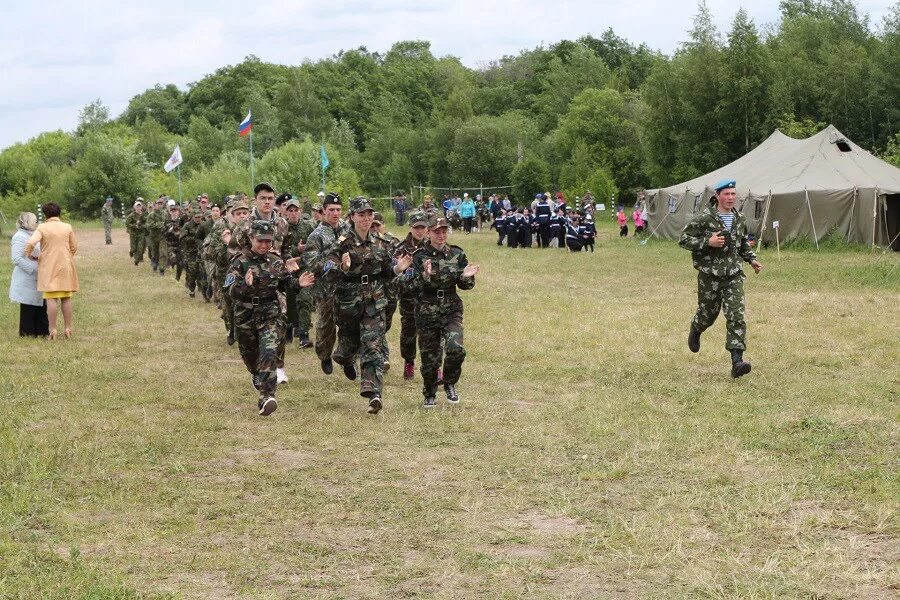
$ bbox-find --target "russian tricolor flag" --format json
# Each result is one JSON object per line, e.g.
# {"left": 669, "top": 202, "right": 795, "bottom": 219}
{"left": 238, "top": 110, "right": 252, "bottom": 136}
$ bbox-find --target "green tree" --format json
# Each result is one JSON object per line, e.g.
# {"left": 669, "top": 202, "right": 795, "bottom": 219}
{"left": 718, "top": 9, "right": 772, "bottom": 154}
{"left": 55, "top": 132, "right": 148, "bottom": 216}
{"left": 120, "top": 84, "right": 187, "bottom": 133}
{"left": 447, "top": 114, "right": 538, "bottom": 187}
{"left": 533, "top": 44, "right": 611, "bottom": 131}
{"left": 76, "top": 99, "right": 110, "bottom": 136}
{"left": 134, "top": 117, "right": 176, "bottom": 170}
{"left": 511, "top": 155, "right": 550, "bottom": 203}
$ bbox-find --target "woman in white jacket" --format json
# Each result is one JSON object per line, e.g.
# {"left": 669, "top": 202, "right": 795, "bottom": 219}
{"left": 9, "top": 212, "right": 49, "bottom": 336}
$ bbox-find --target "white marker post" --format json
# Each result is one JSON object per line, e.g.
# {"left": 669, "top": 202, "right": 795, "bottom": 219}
{"left": 773, "top": 220, "right": 781, "bottom": 260}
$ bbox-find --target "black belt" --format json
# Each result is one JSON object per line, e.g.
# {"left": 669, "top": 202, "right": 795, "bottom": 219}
{"left": 241, "top": 295, "right": 278, "bottom": 306}
{"left": 421, "top": 288, "right": 457, "bottom": 301}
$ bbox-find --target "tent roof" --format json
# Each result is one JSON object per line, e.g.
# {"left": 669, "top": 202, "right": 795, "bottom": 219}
{"left": 649, "top": 125, "right": 900, "bottom": 197}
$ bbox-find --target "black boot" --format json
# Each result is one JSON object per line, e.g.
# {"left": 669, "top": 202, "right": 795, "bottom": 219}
{"left": 688, "top": 325, "right": 701, "bottom": 353}
{"left": 343, "top": 362, "right": 357, "bottom": 381}
{"left": 321, "top": 359, "right": 333, "bottom": 375}
{"left": 297, "top": 331, "right": 312, "bottom": 348}
{"left": 730, "top": 349, "right": 751, "bottom": 378}
{"left": 285, "top": 327, "right": 294, "bottom": 344}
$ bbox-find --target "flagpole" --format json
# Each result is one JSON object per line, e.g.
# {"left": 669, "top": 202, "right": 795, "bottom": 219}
{"left": 177, "top": 164, "right": 182, "bottom": 202}
{"left": 321, "top": 138, "right": 326, "bottom": 193}
{"left": 249, "top": 127, "right": 255, "bottom": 191}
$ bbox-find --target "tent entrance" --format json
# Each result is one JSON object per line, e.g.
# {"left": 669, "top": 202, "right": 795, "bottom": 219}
{"left": 886, "top": 194, "right": 900, "bottom": 252}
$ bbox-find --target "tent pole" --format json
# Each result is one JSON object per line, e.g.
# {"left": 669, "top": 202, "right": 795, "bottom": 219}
{"left": 871, "top": 187, "right": 879, "bottom": 251}
{"left": 805, "top": 187, "right": 819, "bottom": 250}
{"left": 757, "top": 190, "right": 772, "bottom": 255}
{"left": 848, "top": 187, "right": 857, "bottom": 243}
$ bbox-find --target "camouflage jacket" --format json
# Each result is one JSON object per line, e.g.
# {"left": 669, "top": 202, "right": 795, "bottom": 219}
{"left": 146, "top": 208, "right": 167, "bottom": 234}
{"left": 394, "top": 233, "right": 427, "bottom": 299}
{"left": 163, "top": 216, "right": 182, "bottom": 247}
{"left": 226, "top": 249, "right": 305, "bottom": 319}
{"left": 679, "top": 204, "right": 757, "bottom": 277}
{"left": 303, "top": 221, "right": 346, "bottom": 300}
{"left": 101, "top": 204, "right": 114, "bottom": 223}
{"left": 324, "top": 227, "right": 398, "bottom": 313}
{"left": 180, "top": 219, "right": 204, "bottom": 255}
{"left": 210, "top": 220, "right": 234, "bottom": 281}
{"left": 401, "top": 242, "right": 475, "bottom": 327}
{"left": 229, "top": 207, "right": 289, "bottom": 257}
{"left": 284, "top": 218, "right": 317, "bottom": 260}
{"left": 124, "top": 211, "right": 146, "bottom": 234}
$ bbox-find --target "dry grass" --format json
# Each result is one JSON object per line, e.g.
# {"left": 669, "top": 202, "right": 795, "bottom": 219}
{"left": 0, "top": 221, "right": 897, "bottom": 599}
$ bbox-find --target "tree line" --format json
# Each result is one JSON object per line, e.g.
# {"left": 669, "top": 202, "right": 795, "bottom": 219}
{"left": 2, "top": 0, "right": 899, "bottom": 218}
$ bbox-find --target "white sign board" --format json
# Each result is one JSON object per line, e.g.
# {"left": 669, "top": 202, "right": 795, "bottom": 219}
{"left": 597, "top": 203, "right": 605, "bottom": 211}
{"left": 772, "top": 220, "right": 780, "bottom": 229}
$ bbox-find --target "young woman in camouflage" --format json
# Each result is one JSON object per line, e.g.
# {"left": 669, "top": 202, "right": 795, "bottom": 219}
{"left": 225, "top": 220, "right": 314, "bottom": 416}
{"left": 323, "top": 197, "right": 413, "bottom": 415}
{"left": 401, "top": 217, "right": 480, "bottom": 407}
{"left": 679, "top": 179, "right": 763, "bottom": 378}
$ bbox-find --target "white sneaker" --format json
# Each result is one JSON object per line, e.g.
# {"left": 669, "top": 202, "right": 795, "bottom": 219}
{"left": 259, "top": 397, "right": 278, "bottom": 416}
{"left": 276, "top": 368, "right": 288, "bottom": 384}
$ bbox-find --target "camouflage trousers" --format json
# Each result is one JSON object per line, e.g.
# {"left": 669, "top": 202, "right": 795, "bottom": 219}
{"left": 382, "top": 296, "right": 398, "bottom": 363}
{"left": 398, "top": 294, "right": 418, "bottom": 363}
{"left": 168, "top": 247, "right": 183, "bottom": 280}
{"left": 333, "top": 301, "right": 386, "bottom": 398}
{"left": 148, "top": 234, "right": 167, "bottom": 272}
{"left": 418, "top": 309, "right": 465, "bottom": 396}
{"left": 286, "top": 287, "right": 314, "bottom": 334}
{"left": 183, "top": 254, "right": 202, "bottom": 293}
{"left": 129, "top": 233, "right": 146, "bottom": 263}
{"left": 147, "top": 232, "right": 163, "bottom": 266}
{"left": 314, "top": 297, "right": 337, "bottom": 362}
{"left": 692, "top": 271, "right": 747, "bottom": 351}
{"left": 220, "top": 282, "right": 234, "bottom": 335}
{"left": 234, "top": 307, "right": 285, "bottom": 398}
{"left": 205, "top": 261, "right": 219, "bottom": 303}
{"left": 103, "top": 220, "right": 112, "bottom": 244}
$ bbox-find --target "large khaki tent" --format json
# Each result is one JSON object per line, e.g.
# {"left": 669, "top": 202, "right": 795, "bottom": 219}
{"left": 645, "top": 125, "right": 900, "bottom": 250}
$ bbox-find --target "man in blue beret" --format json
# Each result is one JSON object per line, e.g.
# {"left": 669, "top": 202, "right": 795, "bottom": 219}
{"left": 679, "top": 178, "right": 763, "bottom": 378}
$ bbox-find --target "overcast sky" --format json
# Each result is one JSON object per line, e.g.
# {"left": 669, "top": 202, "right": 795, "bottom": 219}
{"left": 1, "top": 0, "right": 894, "bottom": 150}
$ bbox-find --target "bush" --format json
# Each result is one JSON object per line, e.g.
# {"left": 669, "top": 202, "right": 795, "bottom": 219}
{"left": 510, "top": 156, "right": 550, "bottom": 207}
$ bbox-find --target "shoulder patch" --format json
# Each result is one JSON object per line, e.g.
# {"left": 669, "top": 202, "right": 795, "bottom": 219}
{"left": 337, "top": 234, "right": 347, "bottom": 244}
{"left": 224, "top": 272, "right": 236, "bottom": 288}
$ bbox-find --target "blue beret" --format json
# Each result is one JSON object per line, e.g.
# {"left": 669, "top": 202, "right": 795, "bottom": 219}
{"left": 714, "top": 179, "right": 736, "bottom": 192}
{"left": 535, "top": 193, "right": 543, "bottom": 199}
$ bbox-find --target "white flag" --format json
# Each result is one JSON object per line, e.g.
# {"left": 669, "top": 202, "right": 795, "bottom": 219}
{"left": 164, "top": 145, "right": 183, "bottom": 173}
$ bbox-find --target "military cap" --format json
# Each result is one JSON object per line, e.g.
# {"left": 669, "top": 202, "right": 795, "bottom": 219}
{"left": 199, "top": 193, "right": 209, "bottom": 199}
{"left": 535, "top": 193, "right": 543, "bottom": 199}
{"left": 166, "top": 199, "right": 177, "bottom": 208}
{"left": 275, "top": 193, "right": 292, "bottom": 206}
{"left": 373, "top": 212, "right": 385, "bottom": 224}
{"left": 250, "top": 219, "right": 275, "bottom": 240}
{"left": 311, "top": 202, "right": 324, "bottom": 212}
{"left": 105, "top": 196, "right": 113, "bottom": 203}
{"left": 323, "top": 192, "right": 341, "bottom": 207}
{"left": 136, "top": 197, "right": 144, "bottom": 203}
{"left": 133, "top": 200, "right": 144, "bottom": 208}
{"left": 714, "top": 179, "right": 736, "bottom": 192}
{"left": 231, "top": 200, "right": 250, "bottom": 213}
{"left": 190, "top": 202, "right": 201, "bottom": 211}
{"left": 429, "top": 216, "right": 450, "bottom": 230}
{"left": 349, "top": 196, "right": 374, "bottom": 213}
{"left": 284, "top": 198, "right": 301, "bottom": 210}
{"left": 254, "top": 181, "right": 275, "bottom": 195}
{"left": 408, "top": 212, "right": 429, "bottom": 227}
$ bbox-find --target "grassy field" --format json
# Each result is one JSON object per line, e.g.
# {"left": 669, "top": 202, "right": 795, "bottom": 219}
{"left": 1, "top": 220, "right": 897, "bottom": 599}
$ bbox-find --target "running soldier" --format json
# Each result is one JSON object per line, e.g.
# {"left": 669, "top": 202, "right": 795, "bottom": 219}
{"left": 402, "top": 217, "right": 479, "bottom": 407}
{"left": 393, "top": 211, "right": 430, "bottom": 380}
{"left": 101, "top": 197, "right": 114, "bottom": 245}
{"left": 679, "top": 179, "right": 762, "bottom": 378}
{"left": 226, "top": 220, "right": 314, "bottom": 416}
{"left": 125, "top": 199, "right": 147, "bottom": 265}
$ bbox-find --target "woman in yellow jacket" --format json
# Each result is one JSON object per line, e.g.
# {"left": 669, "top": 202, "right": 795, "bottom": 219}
{"left": 24, "top": 203, "right": 80, "bottom": 339}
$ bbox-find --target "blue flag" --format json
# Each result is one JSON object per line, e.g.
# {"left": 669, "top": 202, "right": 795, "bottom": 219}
{"left": 321, "top": 144, "right": 329, "bottom": 172}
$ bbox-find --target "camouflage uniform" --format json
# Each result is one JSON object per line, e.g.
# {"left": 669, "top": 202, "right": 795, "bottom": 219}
{"left": 124, "top": 209, "right": 147, "bottom": 264}
{"left": 101, "top": 201, "right": 114, "bottom": 244}
{"left": 230, "top": 206, "right": 289, "bottom": 257}
{"left": 284, "top": 207, "right": 318, "bottom": 339}
{"left": 394, "top": 218, "right": 428, "bottom": 365}
{"left": 164, "top": 213, "right": 184, "bottom": 280}
{"left": 180, "top": 215, "right": 205, "bottom": 295}
{"left": 303, "top": 218, "right": 346, "bottom": 363}
{"left": 402, "top": 234, "right": 475, "bottom": 397}
{"left": 226, "top": 221, "right": 309, "bottom": 407}
{"left": 146, "top": 205, "right": 168, "bottom": 273}
{"left": 679, "top": 202, "right": 757, "bottom": 351}
{"left": 324, "top": 205, "right": 398, "bottom": 400}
